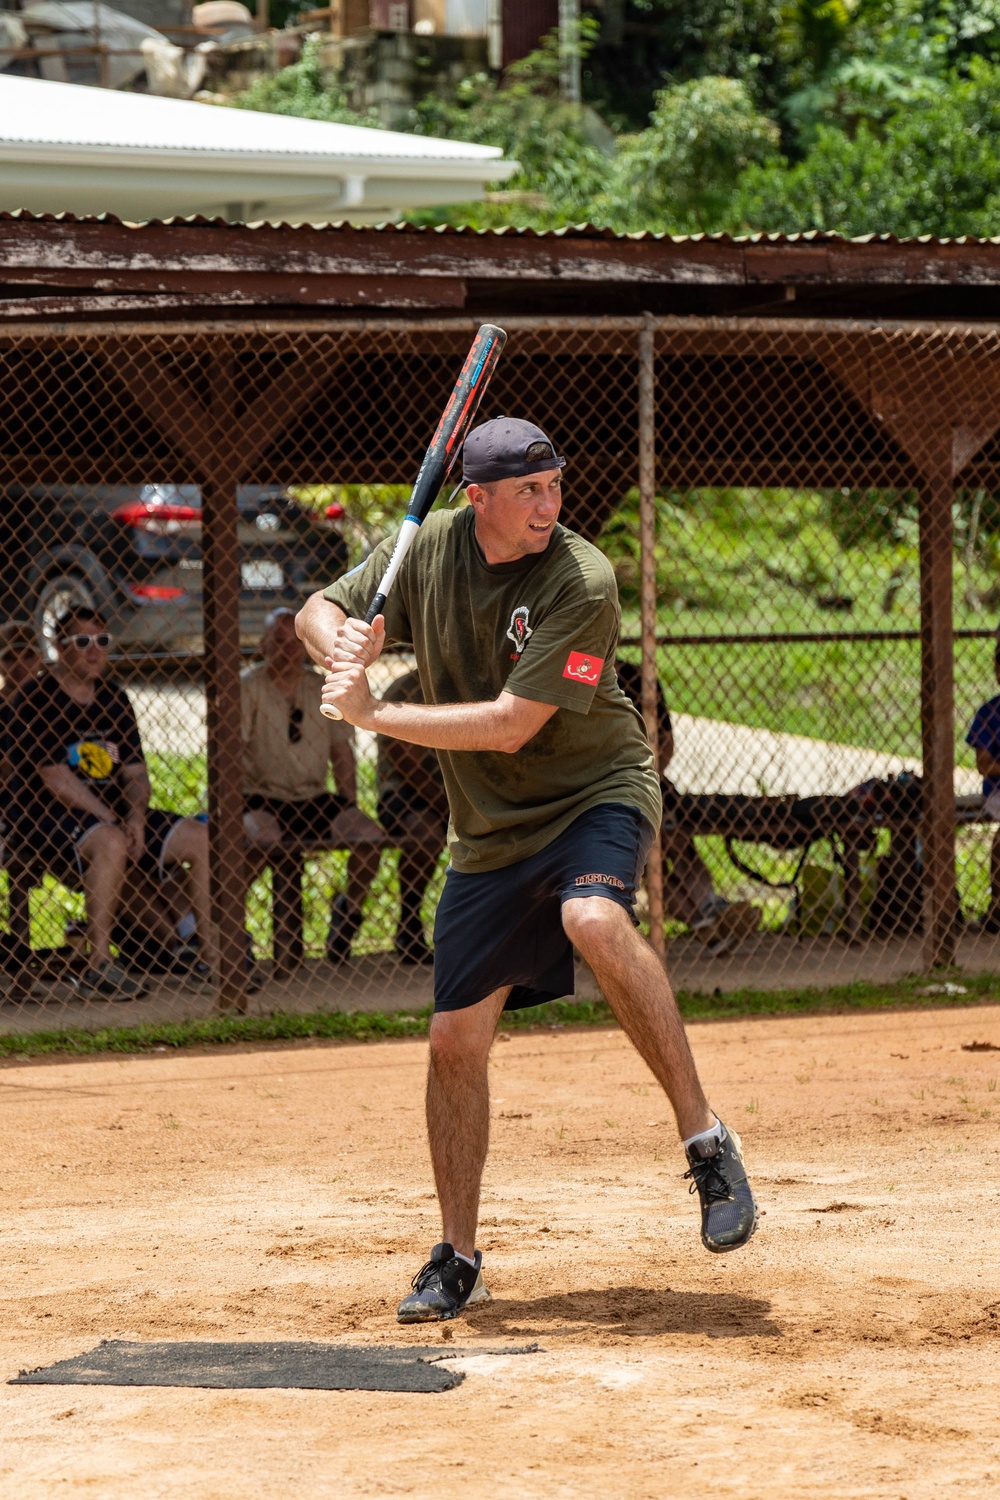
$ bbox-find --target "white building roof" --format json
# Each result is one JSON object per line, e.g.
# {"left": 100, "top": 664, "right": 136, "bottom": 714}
{"left": 0, "top": 73, "right": 516, "bottom": 223}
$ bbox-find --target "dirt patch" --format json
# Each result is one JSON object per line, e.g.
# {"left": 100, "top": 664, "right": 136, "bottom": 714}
{"left": 1, "top": 1004, "right": 1000, "bottom": 1498}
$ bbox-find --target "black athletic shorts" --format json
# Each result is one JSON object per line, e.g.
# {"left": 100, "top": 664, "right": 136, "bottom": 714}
{"left": 244, "top": 791, "right": 349, "bottom": 841}
{"left": 432, "top": 802, "right": 654, "bottom": 1013}
{"left": 8, "top": 806, "right": 184, "bottom": 887}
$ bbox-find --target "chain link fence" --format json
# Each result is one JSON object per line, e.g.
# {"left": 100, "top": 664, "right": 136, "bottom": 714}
{"left": 1, "top": 314, "right": 997, "bottom": 1032}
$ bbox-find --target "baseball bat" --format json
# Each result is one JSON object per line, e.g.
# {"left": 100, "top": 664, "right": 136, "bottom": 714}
{"left": 321, "top": 322, "right": 507, "bottom": 720}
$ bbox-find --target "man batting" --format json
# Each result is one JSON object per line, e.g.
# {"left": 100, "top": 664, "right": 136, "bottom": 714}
{"left": 296, "top": 417, "right": 758, "bottom": 1323}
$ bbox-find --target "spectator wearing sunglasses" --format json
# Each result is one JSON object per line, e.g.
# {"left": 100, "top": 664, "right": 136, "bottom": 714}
{"left": 241, "top": 609, "right": 384, "bottom": 964}
{"left": 4, "top": 607, "right": 219, "bottom": 999}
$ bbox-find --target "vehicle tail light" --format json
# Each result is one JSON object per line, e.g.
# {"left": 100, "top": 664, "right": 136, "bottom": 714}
{"left": 112, "top": 501, "right": 203, "bottom": 538}
{"left": 129, "top": 583, "right": 188, "bottom": 602}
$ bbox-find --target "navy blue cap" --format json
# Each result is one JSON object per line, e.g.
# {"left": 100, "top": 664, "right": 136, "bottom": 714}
{"left": 462, "top": 417, "right": 566, "bottom": 484}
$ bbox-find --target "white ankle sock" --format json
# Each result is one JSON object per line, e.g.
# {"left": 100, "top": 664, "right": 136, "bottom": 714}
{"left": 453, "top": 1250, "right": 476, "bottom": 1267}
{"left": 683, "top": 1117, "right": 723, "bottom": 1151}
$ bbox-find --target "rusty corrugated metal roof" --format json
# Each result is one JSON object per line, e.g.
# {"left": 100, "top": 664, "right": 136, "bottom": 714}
{"left": 0, "top": 208, "right": 998, "bottom": 245}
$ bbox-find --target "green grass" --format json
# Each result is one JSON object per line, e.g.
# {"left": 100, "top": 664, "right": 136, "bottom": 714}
{"left": 1, "top": 971, "right": 996, "bottom": 1061}
{"left": 607, "top": 485, "right": 999, "bottom": 769}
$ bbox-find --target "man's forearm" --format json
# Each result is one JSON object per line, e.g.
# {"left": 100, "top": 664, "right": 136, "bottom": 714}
{"left": 365, "top": 694, "right": 553, "bottom": 755}
{"left": 329, "top": 746, "right": 358, "bottom": 804}
{"left": 40, "top": 766, "right": 116, "bottom": 822}
{"left": 121, "top": 766, "right": 150, "bottom": 818}
{"left": 296, "top": 592, "right": 348, "bottom": 668}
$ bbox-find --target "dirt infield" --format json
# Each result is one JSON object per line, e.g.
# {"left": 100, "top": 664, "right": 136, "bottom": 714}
{"left": 1, "top": 1004, "right": 999, "bottom": 1499}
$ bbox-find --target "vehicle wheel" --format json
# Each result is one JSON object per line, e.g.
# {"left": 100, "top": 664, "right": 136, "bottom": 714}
{"left": 34, "top": 573, "right": 97, "bottom": 662}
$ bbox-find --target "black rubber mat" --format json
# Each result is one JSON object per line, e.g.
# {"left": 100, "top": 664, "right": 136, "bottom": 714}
{"left": 10, "top": 1340, "right": 539, "bottom": 1393}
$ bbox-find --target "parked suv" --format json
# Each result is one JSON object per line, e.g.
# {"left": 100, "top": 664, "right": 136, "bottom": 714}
{"left": 0, "top": 482, "right": 348, "bottom": 656}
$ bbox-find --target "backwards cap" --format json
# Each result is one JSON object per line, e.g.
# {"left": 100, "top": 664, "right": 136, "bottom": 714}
{"left": 462, "top": 417, "right": 566, "bottom": 485}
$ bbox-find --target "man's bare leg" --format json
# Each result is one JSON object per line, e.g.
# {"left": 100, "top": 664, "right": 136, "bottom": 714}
{"left": 563, "top": 896, "right": 758, "bottom": 1253}
{"left": 77, "top": 823, "right": 129, "bottom": 968}
{"left": 243, "top": 809, "right": 282, "bottom": 848}
{"left": 660, "top": 827, "right": 715, "bottom": 925}
{"left": 561, "top": 897, "right": 714, "bottom": 1140}
{"left": 328, "top": 805, "right": 385, "bottom": 921}
{"left": 426, "top": 986, "right": 510, "bottom": 1257}
{"left": 162, "top": 818, "right": 220, "bottom": 976}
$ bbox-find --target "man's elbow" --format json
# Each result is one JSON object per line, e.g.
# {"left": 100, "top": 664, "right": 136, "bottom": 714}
{"left": 495, "top": 725, "right": 531, "bottom": 754}
{"left": 295, "top": 592, "right": 323, "bottom": 640}
{"left": 494, "top": 706, "right": 548, "bottom": 753}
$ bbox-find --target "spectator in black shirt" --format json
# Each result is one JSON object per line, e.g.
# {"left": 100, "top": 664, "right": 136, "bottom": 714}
{"left": 6, "top": 608, "right": 218, "bottom": 1000}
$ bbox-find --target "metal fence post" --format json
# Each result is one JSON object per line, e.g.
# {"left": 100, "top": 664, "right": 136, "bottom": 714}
{"left": 919, "top": 462, "right": 958, "bottom": 968}
{"left": 638, "top": 314, "right": 666, "bottom": 962}
{"left": 202, "top": 467, "right": 249, "bottom": 1011}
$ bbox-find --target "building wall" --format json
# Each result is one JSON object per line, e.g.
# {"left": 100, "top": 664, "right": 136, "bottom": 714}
{"left": 101, "top": 0, "right": 194, "bottom": 29}
{"left": 501, "top": 0, "right": 557, "bottom": 67}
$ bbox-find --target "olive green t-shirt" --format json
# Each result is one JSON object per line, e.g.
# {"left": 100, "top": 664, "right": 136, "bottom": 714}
{"left": 324, "top": 508, "right": 660, "bottom": 872}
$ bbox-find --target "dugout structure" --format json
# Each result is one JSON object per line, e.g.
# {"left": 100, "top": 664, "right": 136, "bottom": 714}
{"left": 2, "top": 215, "right": 1000, "bottom": 1024}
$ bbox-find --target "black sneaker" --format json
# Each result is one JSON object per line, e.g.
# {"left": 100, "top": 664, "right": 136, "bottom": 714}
{"left": 396, "top": 1242, "right": 491, "bottom": 1323}
{"left": 74, "top": 961, "right": 148, "bottom": 1002}
{"left": 683, "top": 1121, "right": 759, "bottom": 1253}
{"left": 327, "top": 894, "right": 362, "bottom": 965}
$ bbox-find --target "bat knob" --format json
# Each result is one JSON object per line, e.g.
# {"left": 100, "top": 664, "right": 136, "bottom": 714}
{"left": 319, "top": 703, "right": 344, "bottom": 722}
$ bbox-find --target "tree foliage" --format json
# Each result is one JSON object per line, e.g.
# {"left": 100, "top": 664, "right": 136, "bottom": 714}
{"left": 598, "top": 77, "right": 780, "bottom": 233}
{"left": 736, "top": 57, "right": 1000, "bottom": 236}
{"left": 229, "top": 2, "right": 1000, "bottom": 237}
{"left": 232, "top": 36, "right": 380, "bottom": 126}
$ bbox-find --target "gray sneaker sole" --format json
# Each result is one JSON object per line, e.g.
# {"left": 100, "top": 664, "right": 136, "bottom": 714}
{"left": 396, "top": 1272, "right": 491, "bottom": 1324}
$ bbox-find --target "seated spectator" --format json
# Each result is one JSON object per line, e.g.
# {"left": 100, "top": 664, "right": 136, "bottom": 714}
{"left": 0, "top": 627, "right": 43, "bottom": 703}
{"left": 5, "top": 608, "right": 218, "bottom": 998}
{"left": 1, "top": 628, "right": 43, "bottom": 859}
{"left": 241, "top": 608, "right": 384, "bottom": 965}
{"left": 966, "top": 636, "right": 1000, "bottom": 931}
{"left": 376, "top": 669, "right": 449, "bottom": 965}
{"left": 616, "top": 658, "right": 759, "bottom": 954}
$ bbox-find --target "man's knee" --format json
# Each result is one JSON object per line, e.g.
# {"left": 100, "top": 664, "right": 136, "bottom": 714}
{"left": 244, "top": 810, "right": 281, "bottom": 847}
{"left": 562, "top": 895, "right": 631, "bottom": 954}
{"left": 166, "top": 817, "right": 208, "bottom": 865}
{"left": 81, "top": 822, "right": 128, "bottom": 867}
{"left": 429, "top": 1006, "right": 496, "bottom": 1073}
{"left": 330, "top": 805, "right": 384, "bottom": 844}
{"left": 401, "top": 810, "right": 447, "bottom": 848}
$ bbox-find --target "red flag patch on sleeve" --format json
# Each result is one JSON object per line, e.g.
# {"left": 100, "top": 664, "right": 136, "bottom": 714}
{"left": 562, "top": 650, "right": 604, "bottom": 685}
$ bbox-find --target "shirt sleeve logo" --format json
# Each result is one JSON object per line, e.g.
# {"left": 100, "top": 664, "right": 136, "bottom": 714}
{"left": 562, "top": 651, "right": 603, "bottom": 685}
{"left": 505, "top": 606, "right": 533, "bottom": 658}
